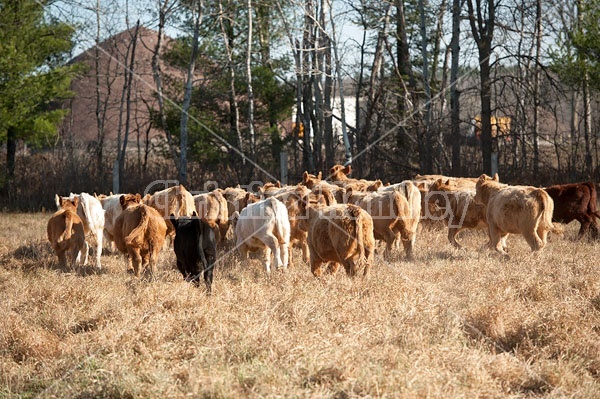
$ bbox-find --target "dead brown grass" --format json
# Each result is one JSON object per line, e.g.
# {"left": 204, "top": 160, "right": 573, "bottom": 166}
{"left": 1, "top": 212, "right": 600, "bottom": 398}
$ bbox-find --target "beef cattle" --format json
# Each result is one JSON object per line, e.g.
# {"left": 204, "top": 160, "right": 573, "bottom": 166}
{"left": 346, "top": 188, "right": 417, "bottom": 259}
{"left": 475, "top": 174, "right": 558, "bottom": 255}
{"left": 56, "top": 192, "right": 105, "bottom": 268}
{"left": 328, "top": 164, "right": 383, "bottom": 191}
{"left": 222, "top": 186, "right": 261, "bottom": 219}
{"left": 234, "top": 197, "right": 291, "bottom": 273}
{"left": 543, "top": 182, "right": 600, "bottom": 240}
{"left": 143, "top": 185, "right": 196, "bottom": 239}
{"left": 172, "top": 213, "right": 217, "bottom": 292}
{"left": 193, "top": 189, "right": 230, "bottom": 245}
{"left": 428, "top": 179, "right": 488, "bottom": 248}
{"left": 298, "top": 202, "right": 375, "bottom": 277}
{"left": 301, "top": 171, "right": 345, "bottom": 203}
{"left": 376, "top": 180, "right": 422, "bottom": 255}
{"left": 113, "top": 196, "right": 168, "bottom": 277}
{"left": 47, "top": 196, "right": 88, "bottom": 267}
{"left": 98, "top": 193, "right": 142, "bottom": 251}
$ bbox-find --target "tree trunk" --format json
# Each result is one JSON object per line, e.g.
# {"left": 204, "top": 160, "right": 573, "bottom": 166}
{"left": 450, "top": 0, "right": 461, "bottom": 176}
{"left": 119, "top": 21, "right": 140, "bottom": 187}
{"left": 532, "top": 0, "right": 542, "bottom": 180}
{"left": 418, "top": 0, "right": 433, "bottom": 173}
{"left": 246, "top": 0, "right": 256, "bottom": 179}
{"left": 180, "top": 1, "right": 203, "bottom": 186}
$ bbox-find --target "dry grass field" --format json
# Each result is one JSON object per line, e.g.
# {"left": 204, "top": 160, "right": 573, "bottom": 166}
{"left": 1, "top": 212, "right": 600, "bottom": 398}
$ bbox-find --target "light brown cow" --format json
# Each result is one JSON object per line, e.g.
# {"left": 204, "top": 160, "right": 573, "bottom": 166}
{"left": 298, "top": 202, "right": 375, "bottom": 277}
{"left": 144, "top": 185, "right": 196, "bottom": 239}
{"left": 346, "top": 188, "right": 416, "bottom": 259}
{"left": 414, "top": 174, "right": 478, "bottom": 190}
{"left": 328, "top": 164, "right": 383, "bottom": 191}
{"left": 302, "top": 171, "right": 345, "bottom": 203}
{"left": 47, "top": 196, "right": 88, "bottom": 267}
{"left": 193, "top": 189, "right": 229, "bottom": 245}
{"left": 428, "top": 179, "right": 488, "bottom": 248}
{"left": 222, "top": 186, "right": 261, "bottom": 220}
{"left": 376, "top": 180, "right": 422, "bottom": 255}
{"left": 475, "top": 173, "right": 558, "bottom": 255}
{"left": 114, "top": 196, "right": 168, "bottom": 277}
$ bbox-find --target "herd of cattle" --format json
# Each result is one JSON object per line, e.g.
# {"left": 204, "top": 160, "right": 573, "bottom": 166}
{"left": 46, "top": 164, "right": 600, "bottom": 292}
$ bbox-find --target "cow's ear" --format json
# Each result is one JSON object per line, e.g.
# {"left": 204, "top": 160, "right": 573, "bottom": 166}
{"left": 417, "top": 182, "right": 426, "bottom": 190}
{"left": 343, "top": 165, "right": 352, "bottom": 175}
{"left": 55, "top": 194, "right": 61, "bottom": 208}
{"left": 493, "top": 173, "right": 499, "bottom": 181}
{"left": 119, "top": 195, "right": 126, "bottom": 208}
{"left": 72, "top": 196, "right": 80, "bottom": 209}
{"left": 302, "top": 171, "right": 308, "bottom": 181}
{"left": 435, "top": 178, "right": 443, "bottom": 186}
{"left": 136, "top": 193, "right": 142, "bottom": 202}
{"left": 445, "top": 179, "right": 451, "bottom": 185}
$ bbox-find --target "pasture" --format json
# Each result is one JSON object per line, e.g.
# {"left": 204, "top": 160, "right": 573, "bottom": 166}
{"left": 1, "top": 212, "right": 599, "bottom": 398}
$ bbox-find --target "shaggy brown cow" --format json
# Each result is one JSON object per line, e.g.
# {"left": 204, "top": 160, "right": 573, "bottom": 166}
{"left": 222, "top": 186, "right": 261, "bottom": 219}
{"left": 114, "top": 196, "right": 168, "bottom": 277}
{"left": 143, "top": 185, "right": 196, "bottom": 240}
{"left": 298, "top": 202, "right": 375, "bottom": 277}
{"left": 47, "top": 196, "right": 88, "bottom": 267}
{"left": 328, "top": 164, "right": 383, "bottom": 191}
{"left": 544, "top": 182, "right": 600, "bottom": 239}
{"left": 193, "top": 189, "right": 230, "bottom": 245}
{"left": 475, "top": 174, "right": 558, "bottom": 255}
{"left": 346, "top": 188, "right": 417, "bottom": 259}
{"left": 428, "top": 179, "right": 488, "bottom": 248}
{"left": 301, "top": 171, "right": 345, "bottom": 203}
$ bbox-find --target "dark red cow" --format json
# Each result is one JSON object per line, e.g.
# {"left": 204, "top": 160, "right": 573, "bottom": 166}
{"left": 544, "top": 182, "right": 600, "bottom": 239}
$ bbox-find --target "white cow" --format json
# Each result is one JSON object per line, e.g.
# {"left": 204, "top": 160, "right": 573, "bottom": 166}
{"left": 234, "top": 197, "right": 291, "bottom": 273}
{"left": 55, "top": 192, "right": 105, "bottom": 268}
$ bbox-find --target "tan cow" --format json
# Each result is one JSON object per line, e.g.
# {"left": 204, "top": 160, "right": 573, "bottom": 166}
{"left": 193, "top": 189, "right": 229, "bottom": 245}
{"left": 113, "top": 195, "right": 168, "bottom": 277}
{"left": 301, "top": 171, "right": 345, "bottom": 203}
{"left": 143, "top": 185, "right": 196, "bottom": 239}
{"left": 376, "top": 180, "right": 422, "bottom": 255}
{"left": 328, "top": 164, "right": 383, "bottom": 191}
{"left": 298, "top": 202, "right": 375, "bottom": 277}
{"left": 222, "top": 186, "right": 261, "bottom": 219}
{"left": 428, "top": 179, "right": 488, "bottom": 248}
{"left": 346, "top": 188, "right": 416, "bottom": 259}
{"left": 47, "top": 196, "right": 88, "bottom": 267}
{"left": 474, "top": 173, "right": 558, "bottom": 255}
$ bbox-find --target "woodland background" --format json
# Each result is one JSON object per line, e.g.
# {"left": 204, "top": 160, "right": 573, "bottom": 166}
{"left": 1, "top": 0, "right": 600, "bottom": 210}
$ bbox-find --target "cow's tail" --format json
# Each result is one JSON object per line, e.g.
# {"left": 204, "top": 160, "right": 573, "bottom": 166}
{"left": 584, "top": 182, "right": 600, "bottom": 220}
{"left": 79, "top": 193, "right": 95, "bottom": 238}
{"left": 403, "top": 181, "right": 421, "bottom": 237}
{"left": 533, "top": 189, "right": 561, "bottom": 234}
{"left": 60, "top": 211, "right": 75, "bottom": 243}
{"left": 125, "top": 206, "right": 149, "bottom": 248}
{"left": 270, "top": 198, "right": 288, "bottom": 245}
{"left": 348, "top": 205, "right": 368, "bottom": 263}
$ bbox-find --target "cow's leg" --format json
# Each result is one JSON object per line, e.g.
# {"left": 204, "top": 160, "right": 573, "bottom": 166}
{"left": 577, "top": 217, "right": 591, "bottom": 240}
{"left": 57, "top": 249, "right": 67, "bottom": 267}
{"left": 401, "top": 233, "right": 415, "bottom": 260}
{"left": 129, "top": 248, "right": 143, "bottom": 277}
{"left": 523, "top": 230, "right": 543, "bottom": 252}
{"left": 310, "top": 253, "right": 325, "bottom": 277}
{"left": 382, "top": 228, "right": 395, "bottom": 259}
{"left": 489, "top": 224, "right": 507, "bottom": 255}
{"left": 591, "top": 219, "right": 599, "bottom": 239}
{"left": 263, "top": 246, "right": 273, "bottom": 273}
{"left": 280, "top": 240, "right": 289, "bottom": 269}
{"left": 301, "top": 239, "right": 310, "bottom": 264}
{"left": 537, "top": 224, "right": 550, "bottom": 246}
{"left": 238, "top": 243, "right": 249, "bottom": 262}
{"left": 448, "top": 227, "right": 464, "bottom": 249}
{"left": 261, "top": 233, "right": 281, "bottom": 271}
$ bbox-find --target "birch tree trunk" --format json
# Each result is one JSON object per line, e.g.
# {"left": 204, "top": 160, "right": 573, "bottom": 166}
{"left": 246, "top": 0, "right": 256, "bottom": 179}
